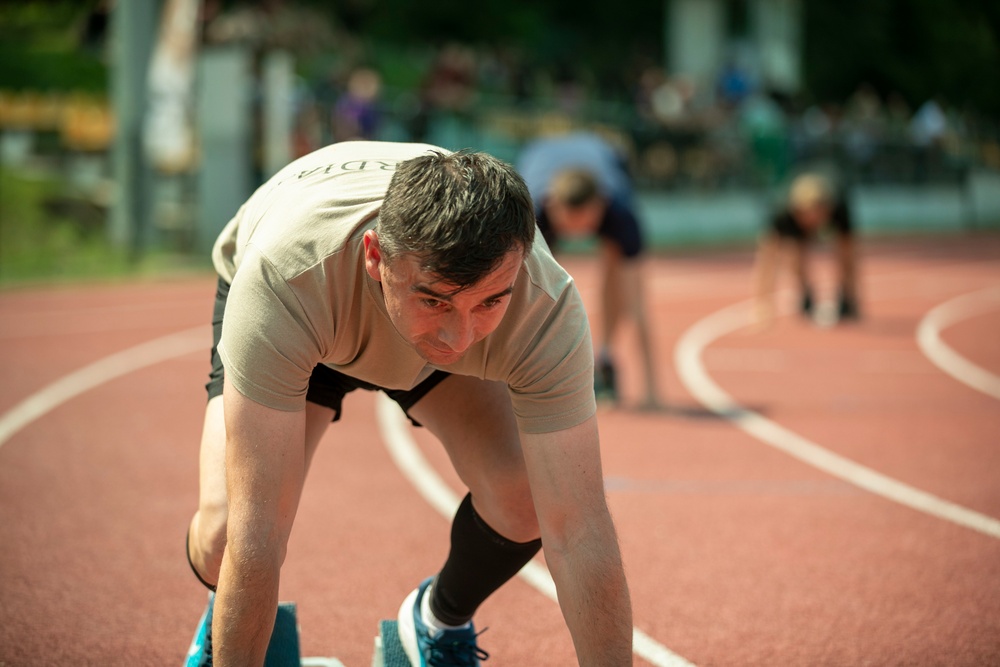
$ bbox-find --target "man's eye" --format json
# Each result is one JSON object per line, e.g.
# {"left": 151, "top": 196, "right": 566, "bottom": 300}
{"left": 422, "top": 299, "right": 446, "bottom": 309}
{"left": 481, "top": 298, "right": 502, "bottom": 309}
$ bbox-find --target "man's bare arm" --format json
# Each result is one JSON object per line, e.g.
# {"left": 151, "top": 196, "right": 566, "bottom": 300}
{"left": 752, "top": 233, "right": 782, "bottom": 328}
{"left": 598, "top": 240, "right": 626, "bottom": 353}
{"left": 619, "top": 255, "right": 660, "bottom": 408}
{"left": 214, "top": 377, "right": 308, "bottom": 667}
{"left": 522, "top": 415, "right": 633, "bottom": 666}
{"left": 835, "top": 232, "right": 858, "bottom": 303}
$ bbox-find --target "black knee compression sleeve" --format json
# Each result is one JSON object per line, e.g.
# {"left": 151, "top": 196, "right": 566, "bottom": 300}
{"left": 186, "top": 530, "right": 218, "bottom": 592}
{"left": 430, "top": 493, "right": 542, "bottom": 626}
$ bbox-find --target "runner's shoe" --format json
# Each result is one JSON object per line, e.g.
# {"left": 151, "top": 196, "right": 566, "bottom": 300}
{"left": 838, "top": 293, "right": 860, "bottom": 320}
{"left": 397, "top": 577, "right": 489, "bottom": 666}
{"left": 594, "top": 358, "right": 618, "bottom": 402}
{"left": 800, "top": 287, "right": 815, "bottom": 317}
{"left": 184, "top": 592, "right": 214, "bottom": 667}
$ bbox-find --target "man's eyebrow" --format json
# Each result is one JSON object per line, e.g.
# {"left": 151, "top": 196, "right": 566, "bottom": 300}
{"left": 411, "top": 284, "right": 515, "bottom": 302}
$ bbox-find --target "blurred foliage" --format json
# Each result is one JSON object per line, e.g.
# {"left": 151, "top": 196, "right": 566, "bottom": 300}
{"left": 331, "top": 0, "right": 662, "bottom": 84}
{"left": 0, "top": 1, "right": 108, "bottom": 92}
{"left": 307, "top": 0, "right": 1000, "bottom": 115}
{"left": 2, "top": 0, "right": 999, "bottom": 115}
{"left": 295, "top": 0, "right": 662, "bottom": 57}
{"left": 0, "top": 168, "right": 133, "bottom": 285}
{"left": 804, "top": 0, "right": 1000, "bottom": 114}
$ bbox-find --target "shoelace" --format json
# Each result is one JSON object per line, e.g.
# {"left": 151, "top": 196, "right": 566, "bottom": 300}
{"left": 425, "top": 627, "right": 490, "bottom": 666}
{"left": 199, "top": 618, "right": 213, "bottom": 667}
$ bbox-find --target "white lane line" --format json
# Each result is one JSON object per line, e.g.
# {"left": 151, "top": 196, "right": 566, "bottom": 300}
{"left": 916, "top": 285, "right": 1000, "bottom": 400}
{"left": 375, "top": 395, "right": 696, "bottom": 667}
{"left": 674, "top": 299, "right": 1000, "bottom": 540}
{"left": 0, "top": 326, "right": 210, "bottom": 450}
{"left": 0, "top": 329, "right": 351, "bottom": 666}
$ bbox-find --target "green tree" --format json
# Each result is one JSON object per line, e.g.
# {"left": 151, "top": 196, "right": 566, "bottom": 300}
{"left": 804, "top": 0, "right": 1000, "bottom": 115}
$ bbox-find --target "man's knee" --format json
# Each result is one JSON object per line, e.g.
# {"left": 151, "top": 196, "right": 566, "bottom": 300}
{"left": 187, "top": 508, "right": 228, "bottom": 589}
{"left": 472, "top": 472, "right": 539, "bottom": 542}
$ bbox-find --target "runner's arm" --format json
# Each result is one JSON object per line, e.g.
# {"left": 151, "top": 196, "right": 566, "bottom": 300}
{"left": 752, "top": 232, "right": 782, "bottom": 327}
{"left": 522, "top": 415, "right": 633, "bottom": 666}
{"left": 213, "top": 376, "right": 307, "bottom": 667}
{"left": 835, "top": 231, "right": 858, "bottom": 304}
{"left": 600, "top": 241, "right": 659, "bottom": 408}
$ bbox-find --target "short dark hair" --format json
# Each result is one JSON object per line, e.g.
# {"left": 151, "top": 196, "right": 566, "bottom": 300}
{"left": 377, "top": 150, "right": 536, "bottom": 290}
{"left": 548, "top": 168, "right": 601, "bottom": 208}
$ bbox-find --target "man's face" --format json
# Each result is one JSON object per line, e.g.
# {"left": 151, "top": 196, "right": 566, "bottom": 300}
{"left": 792, "top": 202, "right": 832, "bottom": 231}
{"left": 363, "top": 230, "right": 523, "bottom": 366}
{"left": 544, "top": 198, "right": 605, "bottom": 239}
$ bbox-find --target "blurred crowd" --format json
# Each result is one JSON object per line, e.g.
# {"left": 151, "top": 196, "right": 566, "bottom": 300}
{"left": 1, "top": 4, "right": 997, "bottom": 196}
{"left": 291, "top": 41, "right": 997, "bottom": 192}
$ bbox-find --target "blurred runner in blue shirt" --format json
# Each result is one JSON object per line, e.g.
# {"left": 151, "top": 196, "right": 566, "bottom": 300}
{"left": 519, "top": 132, "right": 662, "bottom": 409}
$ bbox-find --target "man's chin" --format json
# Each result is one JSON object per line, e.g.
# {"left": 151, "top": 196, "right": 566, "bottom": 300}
{"left": 417, "top": 345, "right": 464, "bottom": 366}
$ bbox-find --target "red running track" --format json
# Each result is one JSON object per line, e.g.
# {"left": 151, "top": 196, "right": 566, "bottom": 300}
{"left": 1, "top": 233, "right": 998, "bottom": 666}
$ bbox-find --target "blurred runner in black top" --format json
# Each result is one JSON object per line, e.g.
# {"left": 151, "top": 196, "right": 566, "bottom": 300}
{"left": 753, "top": 172, "right": 860, "bottom": 327}
{"left": 518, "top": 131, "right": 662, "bottom": 409}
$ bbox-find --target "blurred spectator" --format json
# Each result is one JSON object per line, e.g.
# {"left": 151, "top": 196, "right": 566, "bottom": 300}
{"left": 422, "top": 43, "right": 478, "bottom": 113}
{"left": 796, "top": 102, "right": 835, "bottom": 150}
{"left": 637, "top": 68, "right": 700, "bottom": 132}
{"left": 332, "top": 67, "right": 383, "bottom": 141}
{"left": 910, "top": 97, "right": 949, "bottom": 148}
{"left": 884, "top": 91, "right": 912, "bottom": 141}
{"left": 405, "top": 43, "right": 478, "bottom": 142}
{"left": 740, "top": 90, "right": 791, "bottom": 185}
{"left": 292, "top": 98, "right": 323, "bottom": 157}
{"left": 910, "top": 97, "right": 951, "bottom": 181}
{"left": 842, "top": 83, "right": 885, "bottom": 173}
{"left": 716, "top": 57, "right": 755, "bottom": 110}
{"left": 551, "top": 62, "right": 587, "bottom": 115}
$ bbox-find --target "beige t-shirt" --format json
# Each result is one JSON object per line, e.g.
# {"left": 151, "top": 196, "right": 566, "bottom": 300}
{"left": 212, "top": 141, "right": 595, "bottom": 434}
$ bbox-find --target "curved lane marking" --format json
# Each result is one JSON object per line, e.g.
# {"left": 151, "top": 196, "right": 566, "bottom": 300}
{"left": 0, "top": 326, "right": 210, "bottom": 450}
{"left": 0, "top": 326, "right": 351, "bottom": 666}
{"left": 916, "top": 285, "right": 1000, "bottom": 400}
{"left": 375, "top": 394, "right": 695, "bottom": 667}
{"left": 0, "top": 326, "right": 694, "bottom": 666}
{"left": 674, "top": 299, "right": 1000, "bottom": 540}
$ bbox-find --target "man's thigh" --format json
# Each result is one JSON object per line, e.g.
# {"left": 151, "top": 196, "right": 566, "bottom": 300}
{"left": 408, "top": 375, "right": 520, "bottom": 465}
{"left": 406, "top": 374, "right": 536, "bottom": 538}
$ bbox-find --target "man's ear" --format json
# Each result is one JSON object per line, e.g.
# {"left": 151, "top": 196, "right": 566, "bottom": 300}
{"left": 363, "top": 230, "right": 383, "bottom": 282}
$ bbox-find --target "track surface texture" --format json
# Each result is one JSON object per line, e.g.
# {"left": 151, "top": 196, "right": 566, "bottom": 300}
{"left": 1, "top": 233, "right": 998, "bottom": 666}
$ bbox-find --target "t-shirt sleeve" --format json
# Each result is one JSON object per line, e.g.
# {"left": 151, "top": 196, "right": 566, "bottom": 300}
{"left": 217, "top": 245, "right": 326, "bottom": 411}
{"left": 504, "top": 282, "right": 597, "bottom": 434}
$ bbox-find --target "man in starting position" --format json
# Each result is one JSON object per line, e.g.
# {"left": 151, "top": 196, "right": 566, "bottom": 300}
{"left": 184, "top": 141, "right": 632, "bottom": 666}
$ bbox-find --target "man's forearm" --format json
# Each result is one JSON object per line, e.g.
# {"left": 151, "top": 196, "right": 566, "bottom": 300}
{"left": 523, "top": 418, "right": 632, "bottom": 664}
{"left": 622, "top": 261, "right": 659, "bottom": 404}
{"left": 216, "top": 382, "right": 307, "bottom": 666}
{"left": 549, "top": 516, "right": 633, "bottom": 666}
{"left": 836, "top": 234, "right": 858, "bottom": 299}
{"left": 598, "top": 241, "right": 626, "bottom": 350}
{"left": 752, "top": 236, "right": 781, "bottom": 324}
{"left": 213, "top": 550, "right": 280, "bottom": 666}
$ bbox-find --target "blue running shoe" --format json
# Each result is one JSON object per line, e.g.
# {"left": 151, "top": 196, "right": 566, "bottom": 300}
{"left": 184, "top": 592, "right": 214, "bottom": 666}
{"left": 594, "top": 357, "right": 618, "bottom": 403}
{"left": 397, "top": 578, "right": 489, "bottom": 666}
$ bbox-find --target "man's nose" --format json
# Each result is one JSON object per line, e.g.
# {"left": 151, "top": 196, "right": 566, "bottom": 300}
{"left": 439, "top": 311, "right": 475, "bottom": 352}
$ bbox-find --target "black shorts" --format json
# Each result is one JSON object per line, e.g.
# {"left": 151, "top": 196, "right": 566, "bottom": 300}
{"left": 771, "top": 198, "right": 853, "bottom": 241}
{"left": 205, "top": 278, "right": 449, "bottom": 426}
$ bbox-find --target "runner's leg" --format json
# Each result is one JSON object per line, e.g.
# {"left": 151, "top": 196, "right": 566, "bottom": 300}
{"left": 186, "top": 396, "right": 333, "bottom": 589}
{"left": 406, "top": 375, "right": 541, "bottom": 625}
